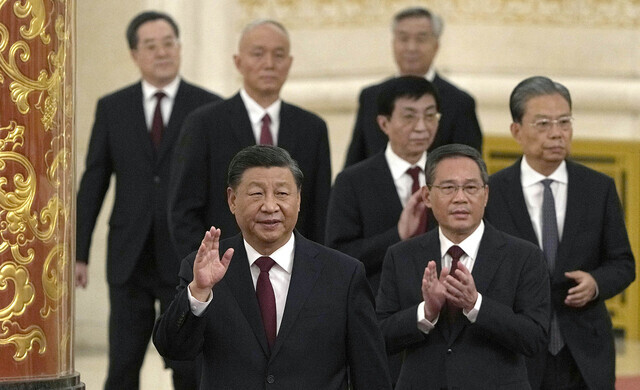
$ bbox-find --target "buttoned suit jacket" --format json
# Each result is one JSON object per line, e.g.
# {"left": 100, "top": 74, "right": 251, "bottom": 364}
{"left": 326, "top": 152, "right": 437, "bottom": 294}
{"left": 76, "top": 80, "right": 221, "bottom": 285}
{"left": 376, "top": 222, "right": 550, "bottom": 390}
{"left": 168, "top": 92, "right": 331, "bottom": 259}
{"left": 344, "top": 73, "right": 482, "bottom": 168}
{"left": 153, "top": 232, "right": 392, "bottom": 389}
{"left": 484, "top": 158, "right": 636, "bottom": 390}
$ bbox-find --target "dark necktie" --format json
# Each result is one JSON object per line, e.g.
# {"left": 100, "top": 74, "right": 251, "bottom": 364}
{"left": 446, "top": 245, "right": 465, "bottom": 323}
{"left": 259, "top": 113, "right": 273, "bottom": 145}
{"left": 541, "top": 179, "right": 565, "bottom": 355}
{"left": 151, "top": 91, "right": 166, "bottom": 149}
{"left": 255, "top": 256, "right": 277, "bottom": 349}
{"left": 406, "top": 166, "right": 427, "bottom": 235}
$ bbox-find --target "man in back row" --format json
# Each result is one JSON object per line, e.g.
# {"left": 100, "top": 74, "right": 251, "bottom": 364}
{"left": 344, "top": 6, "right": 482, "bottom": 168}
{"left": 169, "top": 19, "right": 331, "bottom": 259}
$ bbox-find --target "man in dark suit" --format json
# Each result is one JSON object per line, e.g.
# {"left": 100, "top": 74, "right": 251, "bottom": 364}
{"left": 344, "top": 6, "right": 482, "bottom": 168}
{"left": 484, "top": 76, "right": 636, "bottom": 389}
{"left": 75, "top": 11, "right": 220, "bottom": 390}
{"left": 169, "top": 19, "right": 330, "bottom": 259}
{"left": 153, "top": 145, "right": 391, "bottom": 389}
{"left": 376, "top": 144, "right": 550, "bottom": 389}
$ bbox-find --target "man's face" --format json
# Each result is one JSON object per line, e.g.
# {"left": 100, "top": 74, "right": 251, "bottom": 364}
{"left": 393, "top": 16, "right": 439, "bottom": 76}
{"left": 423, "top": 157, "right": 488, "bottom": 243}
{"left": 227, "top": 166, "right": 300, "bottom": 254}
{"left": 234, "top": 23, "right": 293, "bottom": 103}
{"left": 378, "top": 94, "right": 439, "bottom": 164}
{"left": 130, "top": 19, "right": 181, "bottom": 88}
{"left": 511, "top": 93, "right": 573, "bottom": 175}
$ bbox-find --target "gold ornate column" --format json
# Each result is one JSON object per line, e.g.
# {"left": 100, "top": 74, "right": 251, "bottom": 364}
{"left": 0, "top": 0, "right": 82, "bottom": 388}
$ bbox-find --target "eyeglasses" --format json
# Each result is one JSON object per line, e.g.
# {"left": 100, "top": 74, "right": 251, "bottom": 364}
{"left": 401, "top": 112, "right": 441, "bottom": 126}
{"left": 429, "top": 184, "right": 485, "bottom": 196}
{"left": 138, "top": 38, "right": 179, "bottom": 53}
{"left": 528, "top": 116, "right": 573, "bottom": 132}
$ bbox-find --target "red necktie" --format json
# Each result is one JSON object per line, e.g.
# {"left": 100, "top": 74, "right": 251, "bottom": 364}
{"left": 446, "top": 245, "right": 465, "bottom": 323}
{"left": 259, "top": 114, "right": 273, "bottom": 145}
{"left": 151, "top": 91, "right": 166, "bottom": 149}
{"left": 255, "top": 256, "right": 277, "bottom": 348}
{"left": 406, "top": 166, "right": 427, "bottom": 235}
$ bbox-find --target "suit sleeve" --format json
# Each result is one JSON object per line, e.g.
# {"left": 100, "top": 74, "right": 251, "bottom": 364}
{"left": 153, "top": 253, "right": 207, "bottom": 360}
{"left": 325, "top": 172, "right": 400, "bottom": 276}
{"left": 344, "top": 90, "right": 368, "bottom": 168}
{"left": 376, "top": 248, "right": 428, "bottom": 355}
{"left": 168, "top": 110, "right": 210, "bottom": 258}
{"left": 590, "top": 179, "right": 636, "bottom": 299}
{"left": 451, "top": 94, "right": 483, "bottom": 153}
{"left": 346, "top": 262, "right": 393, "bottom": 389}
{"left": 76, "top": 99, "right": 114, "bottom": 263}
{"left": 474, "top": 247, "right": 550, "bottom": 357}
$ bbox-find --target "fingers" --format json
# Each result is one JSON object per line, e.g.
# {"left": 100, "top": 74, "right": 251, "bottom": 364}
{"left": 220, "top": 248, "right": 235, "bottom": 269}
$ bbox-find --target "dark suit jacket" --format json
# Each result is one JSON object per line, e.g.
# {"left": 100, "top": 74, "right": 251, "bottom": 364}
{"left": 376, "top": 222, "right": 550, "bottom": 390}
{"left": 484, "top": 158, "right": 636, "bottom": 390}
{"left": 344, "top": 73, "right": 482, "bottom": 168}
{"left": 76, "top": 80, "right": 220, "bottom": 285}
{"left": 168, "top": 92, "right": 331, "bottom": 258}
{"left": 153, "top": 232, "right": 392, "bottom": 389}
{"left": 326, "top": 152, "right": 437, "bottom": 294}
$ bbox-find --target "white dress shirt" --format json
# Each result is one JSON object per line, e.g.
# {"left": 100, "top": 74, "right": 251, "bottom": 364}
{"left": 520, "top": 156, "right": 568, "bottom": 248}
{"left": 417, "top": 222, "right": 485, "bottom": 333}
{"left": 240, "top": 88, "right": 282, "bottom": 145}
{"left": 188, "top": 234, "right": 295, "bottom": 335}
{"left": 384, "top": 144, "right": 427, "bottom": 207}
{"left": 141, "top": 77, "right": 180, "bottom": 131}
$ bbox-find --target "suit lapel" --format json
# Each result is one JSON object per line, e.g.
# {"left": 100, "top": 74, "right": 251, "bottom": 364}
{"left": 221, "top": 236, "right": 271, "bottom": 356}
{"left": 555, "top": 160, "right": 584, "bottom": 277}
{"left": 270, "top": 233, "right": 323, "bottom": 361}
{"left": 130, "top": 83, "right": 155, "bottom": 161}
{"left": 228, "top": 93, "right": 257, "bottom": 147}
{"left": 372, "top": 153, "right": 404, "bottom": 216}
{"left": 157, "top": 80, "right": 187, "bottom": 163}
{"left": 275, "top": 102, "right": 297, "bottom": 154}
{"left": 500, "top": 161, "right": 538, "bottom": 244}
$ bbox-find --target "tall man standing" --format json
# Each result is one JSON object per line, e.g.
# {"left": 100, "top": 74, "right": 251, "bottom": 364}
{"left": 154, "top": 145, "right": 391, "bottom": 389}
{"left": 75, "top": 11, "right": 220, "bottom": 390}
{"left": 169, "top": 19, "right": 331, "bottom": 258}
{"left": 376, "top": 144, "right": 550, "bottom": 389}
{"left": 344, "top": 6, "right": 482, "bottom": 167}
{"left": 485, "top": 76, "right": 635, "bottom": 389}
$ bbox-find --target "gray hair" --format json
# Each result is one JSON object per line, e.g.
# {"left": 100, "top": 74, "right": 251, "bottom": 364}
{"left": 227, "top": 145, "right": 303, "bottom": 190}
{"left": 510, "top": 76, "right": 572, "bottom": 123}
{"left": 392, "top": 6, "right": 444, "bottom": 38}
{"left": 240, "top": 19, "right": 289, "bottom": 43}
{"left": 425, "top": 144, "right": 488, "bottom": 186}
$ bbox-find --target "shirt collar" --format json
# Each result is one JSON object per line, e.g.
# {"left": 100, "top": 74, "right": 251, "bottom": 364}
{"left": 141, "top": 76, "right": 180, "bottom": 101}
{"left": 520, "top": 156, "right": 568, "bottom": 188}
{"left": 240, "top": 88, "right": 282, "bottom": 126}
{"left": 384, "top": 143, "right": 427, "bottom": 180}
{"left": 244, "top": 233, "right": 295, "bottom": 274}
{"left": 438, "top": 220, "right": 485, "bottom": 260}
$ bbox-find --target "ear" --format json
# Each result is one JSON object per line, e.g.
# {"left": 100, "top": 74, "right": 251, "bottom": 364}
{"left": 233, "top": 54, "right": 241, "bottom": 71}
{"left": 377, "top": 115, "right": 390, "bottom": 136}
{"left": 227, "top": 187, "right": 237, "bottom": 214}
{"left": 422, "top": 185, "right": 432, "bottom": 209}
{"left": 483, "top": 184, "right": 489, "bottom": 207}
{"left": 510, "top": 122, "right": 522, "bottom": 143}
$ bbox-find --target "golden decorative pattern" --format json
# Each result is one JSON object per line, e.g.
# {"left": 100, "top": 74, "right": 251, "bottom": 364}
{"left": 0, "top": 262, "right": 34, "bottom": 320}
{"left": 237, "top": 0, "right": 640, "bottom": 28}
{"left": 0, "top": 320, "right": 45, "bottom": 361}
{"left": 14, "top": 0, "right": 50, "bottom": 44}
{"left": 40, "top": 243, "right": 66, "bottom": 317}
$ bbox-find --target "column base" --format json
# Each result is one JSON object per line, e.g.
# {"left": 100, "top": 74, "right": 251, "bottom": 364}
{"left": 0, "top": 373, "right": 84, "bottom": 389}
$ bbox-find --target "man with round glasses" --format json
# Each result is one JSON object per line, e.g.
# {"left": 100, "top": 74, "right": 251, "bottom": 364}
{"left": 376, "top": 143, "right": 550, "bottom": 389}
{"left": 485, "top": 76, "right": 635, "bottom": 389}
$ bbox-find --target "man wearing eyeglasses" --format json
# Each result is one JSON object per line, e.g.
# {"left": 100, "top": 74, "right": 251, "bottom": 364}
{"left": 75, "top": 11, "right": 221, "bottom": 390}
{"left": 376, "top": 143, "right": 550, "bottom": 389}
{"left": 484, "top": 76, "right": 635, "bottom": 389}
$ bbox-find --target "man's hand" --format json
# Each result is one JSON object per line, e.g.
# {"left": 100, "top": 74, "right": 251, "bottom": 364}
{"left": 189, "top": 227, "right": 234, "bottom": 302}
{"left": 422, "top": 260, "right": 447, "bottom": 321}
{"left": 75, "top": 262, "right": 88, "bottom": 288}
{"left": 398, "top": 190, "right": 427, "bottom": 240}
{"left": 443, "top": 262, "right": 478, "bottom": 311}
{"left": 564, "top": 270, "right": 597, "bottom": 308}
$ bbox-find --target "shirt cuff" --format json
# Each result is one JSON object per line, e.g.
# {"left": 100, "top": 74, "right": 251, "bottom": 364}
{"left": 463, "top": 293, "right": 482, "bottom": 323}
{"left": 417, "top": 301, "right": 437, "bottom": 334}
{"left": 187, "top": 285, "right": 213, "bottom": 317}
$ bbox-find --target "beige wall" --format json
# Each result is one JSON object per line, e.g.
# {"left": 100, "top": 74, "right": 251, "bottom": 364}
{"left": 75, "top": 0, "right": 640, "bottom": 349}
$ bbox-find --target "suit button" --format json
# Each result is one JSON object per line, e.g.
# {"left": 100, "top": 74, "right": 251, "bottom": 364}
{"left": 266, "top": 375, "right": 275, "bottom": 384}
{"left": 447, "top": 348, "right": 452, "bottom": 354}
{"left": 154, "top": 176, "right": 161, "bottom": 184}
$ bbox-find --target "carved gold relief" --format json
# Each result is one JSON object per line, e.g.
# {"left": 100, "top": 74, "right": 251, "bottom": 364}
{"left": 14, "top": 0, "right": 51, "bottom": 44}
{"left": 0, "top": 320, "right": 45, "bottom": 361}
{"left": 41, "top": 243, "right": 66, "bottom": 317}
{"left": 0, "top": 262, "right": 35, "bottom": 320}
